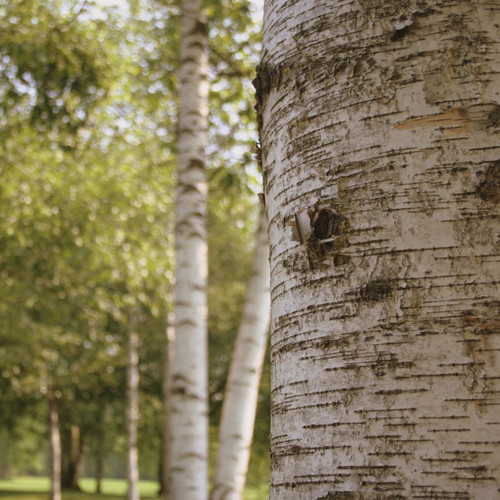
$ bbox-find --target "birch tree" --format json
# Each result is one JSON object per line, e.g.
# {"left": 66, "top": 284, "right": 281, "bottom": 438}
{"left": 170, "top": 0, "right": 209, "bottom": 498}
{"left": 48, "top": 391, "right": 61, "bottom": 500}
{"left": 211, "top": 208, "right": 270, "bottom": 500}
{"left": 127, "top": 328, "right": 140, "bottom": 500}
{"left": 255, "top": 0, "right": 500, "bottom": 498}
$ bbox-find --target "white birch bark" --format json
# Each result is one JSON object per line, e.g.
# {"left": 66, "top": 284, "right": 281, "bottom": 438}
{"left": 256, "top": 0, "right": 500, "bottom": 498}
{"left": 170, "top": 0, "right": 209, "bottom": 498}
{"left": 211, "top": 209, "right": 271, "bottom": 500}
{"left": 49, "top": 392, "right": 61, "bottom": 500}
{"left": 127, "top": 329, "right": 140, "bottom": 500}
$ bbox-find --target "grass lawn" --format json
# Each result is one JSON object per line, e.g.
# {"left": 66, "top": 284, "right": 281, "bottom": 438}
{"left": 0, "top": 477, "right": 268, "bottom": 500}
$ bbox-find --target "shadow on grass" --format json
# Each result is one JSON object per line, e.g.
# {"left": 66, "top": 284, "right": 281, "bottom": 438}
{"left": 0, "top": 492, "right": 45, "bottom": 497}
{"left": 0, "top": 493, "right": 49, "bottom": 500}
{"left": 0, "top": 478, "right": 160, "bottom": 500}
{"left": 0, "top": 491, "right": 138, "bottom": 500}
{"left": 0, "top": 479, "right": 267, "bottom": 500}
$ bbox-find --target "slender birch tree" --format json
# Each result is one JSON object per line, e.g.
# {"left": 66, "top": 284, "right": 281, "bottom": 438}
{"left": 170, "top": 0, "right": 209, "bottom": 498}
{"left": 49, "top": 391, "right": 61, "bottom": 500}
{"left": 211, "top": 208, "right": 271, "bottom": 500}
{"left": 256, "top": 0, "right": 500, "bottom": 498}
{"left": 127, "top": 328, "right": 140, "bottom": 500}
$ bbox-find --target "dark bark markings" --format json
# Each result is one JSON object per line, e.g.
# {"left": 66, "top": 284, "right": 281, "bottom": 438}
{"left": 477, "top": 160, "right": 500, "bottom": 204}
{"left": 260, "top": 0, "right": 500, "bottom": 498}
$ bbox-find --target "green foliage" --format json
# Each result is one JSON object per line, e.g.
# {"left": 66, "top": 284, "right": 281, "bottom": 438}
{"left": 0, "top": 0, "right": 119, "bottom": 132}
{"left": 0, "top": 417, "right": 47, "bottom": 478}
{"left": 207, "top": 0, "right": 262, "bottom": 180}
{"left": 0, "top": 0, "right": 174, "bottom": 477}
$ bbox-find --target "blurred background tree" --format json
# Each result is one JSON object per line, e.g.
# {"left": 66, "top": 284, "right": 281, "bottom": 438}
{"left": 0, "top": 0, "right": 268, "bottom": 492}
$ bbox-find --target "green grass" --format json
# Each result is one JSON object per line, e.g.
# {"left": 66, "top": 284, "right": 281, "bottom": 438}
{"left": 0, "top": 477, "right": 268, "bottom": 500}
{"left": 241, "top": 484, "right": 268, "bottom": 500}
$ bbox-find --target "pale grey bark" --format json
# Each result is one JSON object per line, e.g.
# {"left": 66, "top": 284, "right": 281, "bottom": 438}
{"left": 170, "top": 0, "right": 209, "bottom": 498}
{"left": 49, "top": 392, "right": 61, "bottom": 500}
{"left": 256, "top": 0, "right": 500, "bottom": 498}
{"left": 127, "top": 330, "right": 140, "bottom": 500}
{"left": 211, "top": 209, "right": 271, "bottom": 500}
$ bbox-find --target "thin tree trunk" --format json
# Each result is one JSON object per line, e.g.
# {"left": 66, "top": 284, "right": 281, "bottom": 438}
{"left": 170, "top": 0, "right": 209, "bottom": 498}
{"left": 95, "top": 425, "right": 104, "bottom": 494}
{"left": 61, "top": 424, "right": 82, "bottom": 490}
{"left": 127, "top": 329, "right": 140, "bottom": 500}
{"left": 256, "top": 0, "right": 500, "bottom": 498}
{"left": 211, "top": 208, "right": 270, "bottom": 500}
{"left": 49, "top": 392, "right": 61, "bottom": 500}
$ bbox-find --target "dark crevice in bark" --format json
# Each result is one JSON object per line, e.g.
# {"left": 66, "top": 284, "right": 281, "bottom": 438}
{"left": 357, "top": 279, "right": 394, "bottom": 302}
{"left": 192, "top": 20, "right": 206, "bottom": 36}
{"left": 253, "top": 62, "right": 288, "bottom": 139}
{"left": 477, "top": 160, "right": 500, "bottom": 203}
{"left": 486, "top": 105, "right": 500, "bottom": 127}
{"left": 390, "top": 25, "right": 411, "bottom": 41}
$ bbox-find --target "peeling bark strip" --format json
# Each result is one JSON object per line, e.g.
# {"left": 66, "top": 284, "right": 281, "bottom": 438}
{"left": 258, "top": 0, "right": 500, "bottom": 498}
{"left": 396, "top": 104, "right": 500, "bottom": 138}
{"left": 170, "top": 0, "right": 209, "bottom": 498}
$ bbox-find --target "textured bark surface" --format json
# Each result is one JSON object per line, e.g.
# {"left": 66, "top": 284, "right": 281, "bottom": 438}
{"left": 127, "top": 330, "right": 140, "bottom": 500}
{"left": 211, "top": 209, "right": 271, "bottom": 500}
{"left": 170, "top": 0, "right": 209, "bottom": 498}
{"left": 257, "top": 0, "right": 500, "bottom": 498}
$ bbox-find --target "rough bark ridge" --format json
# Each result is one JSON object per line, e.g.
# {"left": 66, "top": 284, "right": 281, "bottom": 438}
{"left": 257, "top": 0, "right": 500, "bottom": 498}
{"left": 170, "top": 0, "right": 209, "bottom": 498}
{"left": 211, "top": 209, "right": 271, "bottom": 500}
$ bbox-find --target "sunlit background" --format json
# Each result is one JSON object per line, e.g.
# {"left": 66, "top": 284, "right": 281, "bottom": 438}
{"left": 0, "top": 0, "right": 268, "bottom": 498}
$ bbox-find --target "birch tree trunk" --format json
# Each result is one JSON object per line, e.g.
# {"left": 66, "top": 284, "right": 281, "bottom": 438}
{"left": 170, "top": 0, "right": 209, "bottom": 498}
{"left": 127, "top": 329, "right": 140, "bottom": 500}
{"left": 211, "top": 209, "right": 271, "bottom": 500}
{"left": 49, "top": 392, "right": 61, "bottom": 500}
{"left": 256, "top": 0, "right": 500, "bottom": 498}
